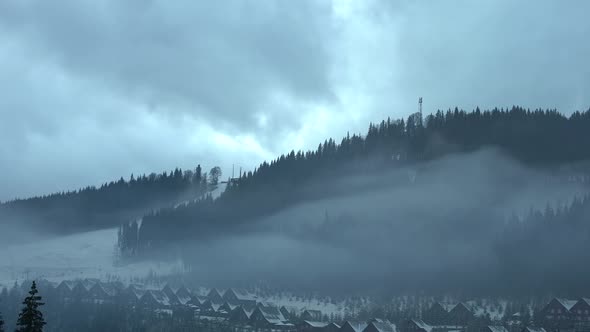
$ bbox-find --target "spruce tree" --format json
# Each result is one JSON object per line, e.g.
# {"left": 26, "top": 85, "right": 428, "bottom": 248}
{"left": 0, "top": 311, "right": 5, "bottom": 332}
{"left": 15, "top": 281, "right": 46, "bottom": 332}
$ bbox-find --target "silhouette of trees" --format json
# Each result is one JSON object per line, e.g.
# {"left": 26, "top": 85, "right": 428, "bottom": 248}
{"left": 15, "top": 281, "right": 45, "bottom": 332}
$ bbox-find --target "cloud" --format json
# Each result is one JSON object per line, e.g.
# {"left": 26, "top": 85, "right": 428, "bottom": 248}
{"left": 0, "top": 0, "right": 589, "bottom": 200}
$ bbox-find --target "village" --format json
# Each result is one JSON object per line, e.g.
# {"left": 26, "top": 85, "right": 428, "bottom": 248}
{"left": 7, "top": 279, "right": 588, "bottom": 332}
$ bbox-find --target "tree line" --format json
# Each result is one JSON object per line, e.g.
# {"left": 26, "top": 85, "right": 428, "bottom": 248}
{"left": 0, "top": 164, "right": 221, "bottom": 235}
{"left": 123, "top": 106, "right": 590, "bottom": 254}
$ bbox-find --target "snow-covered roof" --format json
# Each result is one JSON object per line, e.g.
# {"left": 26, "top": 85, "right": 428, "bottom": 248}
{"left": 227, "top": 288, "right": 257, "bottom": 301}
{"left": 556, "top": 298, "right": 577, "bottom": 311}
{"left": 256, "top": 305, "right": 288, "bottom": 325}
{"left": 411, "top": 319, "right": 432, "bottom": 332}
{"left": 142, "top": 290, "right": 171, "bottom": 307}
{"left": 304, "top": 321, "right": 330, "bottom": 328}
{"left": 57, "top": 280, "right": 76, "bottom": 291}
{"left": 487, "top": 325, "right": 508, "bottom": 332}
{"left": 302, "top": 309, "right": 323, "bottom": 320}
{"left": 367, "top": 321, "right": 397, "bottom": 332}
{"left": 344, "top": 321, "right": 368, "bottom": 332}
{"left": 436, "top": 302, "right": 457, "bottom": 312}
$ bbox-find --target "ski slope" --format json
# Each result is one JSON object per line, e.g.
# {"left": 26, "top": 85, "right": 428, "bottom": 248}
{"left": 0, "top": 227, "right": 184, "bottom": 288}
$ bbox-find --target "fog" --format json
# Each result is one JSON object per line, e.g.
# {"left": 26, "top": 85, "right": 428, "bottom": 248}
{"left": 174, "top": 148, "right": 587, "bottom": 295}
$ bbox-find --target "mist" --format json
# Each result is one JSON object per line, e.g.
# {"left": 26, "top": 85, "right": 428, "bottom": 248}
{"left": 167, "top": 148, "right": 588, "bottom": 295}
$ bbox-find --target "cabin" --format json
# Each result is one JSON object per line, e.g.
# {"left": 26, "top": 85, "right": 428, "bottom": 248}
{"left": 229, "top": 305, "right": 256, "bottom": 324}
{"left": 540, "top": 298, "right": 576, "bottom": 332}
{"left": 120, "top": 284, "right": 145, "bottom": 304}
{"left": 449, "top": 303, "right": 476, "bottom": 327}
{"left": 569, "top": 298, "right": 590, "bottom": 327}
{"left": 88, "top": 282, "right": 118, "bottom": 302}
{"left": 401, "top": 319, "right": 433, "bottom": 332}
{"left": 364, "top": 320, "right": 397, "bottom": 332}
{"left": 175, "top": 286, "right": 192, "bottom": 305}
{"left": 162, "top": 284, "right": 180, "bottom": 306}
{"left": 206, "top": 288, "right": 225, "bottom": 304}
{"left": 71, "top": 280, "right": 95, "bottom": 300}
{"left": 222, "top": 288, "right": 258, "bottom": 306}
{"left": 302, "top": 309, "right": 323, "bottom": 322}
{"left": 324, "top": 322, "right": 341, "bottom": 332}
{"left": 219, "top": 302, "right": 239, "bottom": 316}
{"left": 281, "top": 306, "right": 296, "bottom": 320}
{"left": 424, "top": 303, "right": 456, "bottom": 325}
{"left": 55, "top": 280, "right": 76, "bottom": 300}
{"left": 139, "top": 290, "right": 171, "bottom": 308}
{"left": 250, "top": 305, "right": 292, "bottom": 329}
{"left": 341, "top": 321, "right": 369, "bottom": 332}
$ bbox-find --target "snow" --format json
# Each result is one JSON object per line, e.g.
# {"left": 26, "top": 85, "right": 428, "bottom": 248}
{"left": 0, "top": 227, "right": 184, "bottom": 289}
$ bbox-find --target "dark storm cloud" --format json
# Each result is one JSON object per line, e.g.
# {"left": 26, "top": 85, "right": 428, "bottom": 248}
{"left": 0, "top": 0, "right": 589, "bottom": 201}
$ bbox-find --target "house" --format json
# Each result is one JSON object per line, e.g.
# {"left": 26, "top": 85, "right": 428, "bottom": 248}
{"left": 250, "top": 305, "right": 292, "bottom": 329}
{"left": 88, "top": 282, "right": 118, "bottom": 302}
{"left": 219, "top": 302, "right": 239, "bottom": 315}
{"left": 206, "top": 288, "right": 225, "bottom": 304}
{"left": 189, "top": 295, "right": 208, "bottom": 307}
{"left": 162, "top": 284, "right": 180, "bottom": 306}
{"left": 341, "top": 321, "right": 369, "bottom": 332}
{"left": 400, "top": 319, "right": 433, "bottom": 332}
{"left": 569, "top": 298, "right": 590, "bottom": 328}
{"left": 324, "top": 322, "right": 341, "bottom": 332}
{"left": 139, "top": 290, "right": 171, "bottom": 308}
{"left": 175, "top": 286, "right": 192, "bottom": 305}
{"left": 424, "top": 303, "right": 456, "bottom": 325}
{"left": 222, "top": 288, "right": 258, "bottom": 306}
{"left": 281, "top": 306, "right": 296, "bottom": 320}
{"left": 449, "top": 303, "right": 476, "bottom": 326}
{"left": 120, "top": 284, "right": 145, "bottom": 304}
{"left": 364, "top": 320, "right": 397, "bottom": 332}
{"left": 481, "top": 326, "right": 508, "bottom": 332}
{"left": 299, "top": 320, "right": 330, "bottom": 332}
{"left": 71, "top": 279, "right": 95, "bottom": 300}
{"left": 229, "top": 304, "right": 256, "bottom": 324}
{"left": 302, "top": 309, "right": 324, "bottom": 322}
{"left": 540, "top": 298, "right": 576, "bottom": 332}
{"left": 55, "top": 280, "right": 76, "bottom": 299}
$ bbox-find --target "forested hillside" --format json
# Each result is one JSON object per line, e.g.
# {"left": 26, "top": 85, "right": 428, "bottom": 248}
{"left": 0, "top": 165, "right": 214, "bottom": 236}
{"left": 126, "top": 107, "right": 590, "bottom": 255}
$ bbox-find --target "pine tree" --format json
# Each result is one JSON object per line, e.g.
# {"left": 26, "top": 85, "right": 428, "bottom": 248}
{"left": 0, "top": 310, "right": 5, "bottom": 332}
{"left": 15, "top": 281, "right": 46, "bottom": 332}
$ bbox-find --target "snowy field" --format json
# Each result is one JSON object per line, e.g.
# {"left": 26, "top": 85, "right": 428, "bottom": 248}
{"left": 0, "top": 227, "right": 184, "bottom": 289}
{"left": 0, "top": 184, "right": 228, "bottom": 289}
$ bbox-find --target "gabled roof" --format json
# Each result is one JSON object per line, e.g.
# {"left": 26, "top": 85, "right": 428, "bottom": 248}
{"left": 367, "top": 321, "right": 397, "bottom": 332}
{"left": 141, "top": 290, "right": 171, "bottom": 306}
{"left": 227, "top": 288, "right": 257, "bottom": 301}
{"left": 555, "top": 298, "right": 577, "bottom": 311}
{"left": 91, "top": 282, "right": 118, "bottom": 297}
{"left": 343, "top": 321, "right": 369, "bottom": 332}
{"left": 410, "top": 319, "right": 432, "bottom": 332}
{"left": 256, "top": 305, "right": 288, "bottom": 325}
{"left": 303, "top": 321, "right": 329, "bottom": 328}
{"left": 303, "top": 309, "right": 323, "bottom": 320}
{"left": 57, "top": 280, "right": 76, "bottom": 291}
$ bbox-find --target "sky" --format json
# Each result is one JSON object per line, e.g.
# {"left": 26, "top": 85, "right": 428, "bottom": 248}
{"left": 0, "top": 0, "right": 589, "bottom": 201}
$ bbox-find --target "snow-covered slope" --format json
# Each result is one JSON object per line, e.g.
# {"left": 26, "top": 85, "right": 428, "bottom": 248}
{"left": 0, "top": 227, "right": 183, "bottom": 288}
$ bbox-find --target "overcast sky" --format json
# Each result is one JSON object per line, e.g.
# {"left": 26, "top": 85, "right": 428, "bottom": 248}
{"left": 0, "top": 0, "right": 589, "bottom": 201}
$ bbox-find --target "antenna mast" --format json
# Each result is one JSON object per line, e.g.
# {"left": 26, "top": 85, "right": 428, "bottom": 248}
{"left": 418, "top": 97, "right": 423, "bottom": 126}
